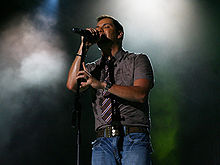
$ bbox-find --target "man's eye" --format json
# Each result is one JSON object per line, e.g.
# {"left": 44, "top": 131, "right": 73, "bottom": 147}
{"left": 104, "top": 26, "right": 110, "bottom": 28}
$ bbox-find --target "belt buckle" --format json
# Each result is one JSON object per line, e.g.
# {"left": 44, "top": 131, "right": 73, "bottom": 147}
{"left": 111, "top": 126, "right": 119, "bottom": 137}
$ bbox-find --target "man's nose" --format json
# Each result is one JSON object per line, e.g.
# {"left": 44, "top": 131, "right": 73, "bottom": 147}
{"left": 95, "top": 28, "right": 103, "bottom": 37}
{"left": 96, "top": 27, "right": 104, "bottom": 33}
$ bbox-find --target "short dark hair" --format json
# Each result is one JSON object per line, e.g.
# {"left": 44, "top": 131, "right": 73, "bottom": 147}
{"left": 96, "top": 15, "right": 124, "bottom": 34}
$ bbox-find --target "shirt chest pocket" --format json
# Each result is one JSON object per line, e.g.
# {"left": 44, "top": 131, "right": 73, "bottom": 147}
{"left": 115, "top": 64, "right": 134, "bottom": 86}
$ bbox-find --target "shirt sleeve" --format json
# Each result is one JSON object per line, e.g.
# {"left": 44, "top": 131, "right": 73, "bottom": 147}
{"left": 134, "top": 54, "right": 154, "bottom": 88}
{"left": 86, "top": 58, "right": 101, "bottom": 73}
{"left": 86, "top": 62, "right": 96, "bottom": 73}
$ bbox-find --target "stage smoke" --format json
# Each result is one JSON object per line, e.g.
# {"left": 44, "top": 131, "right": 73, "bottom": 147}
{"left": 0, "top": 11, "right": 68, "bottom": 159}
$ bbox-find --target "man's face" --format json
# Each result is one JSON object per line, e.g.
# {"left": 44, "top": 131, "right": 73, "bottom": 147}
{"left": 96, "top": 18, "right": 118, "bottom": 45}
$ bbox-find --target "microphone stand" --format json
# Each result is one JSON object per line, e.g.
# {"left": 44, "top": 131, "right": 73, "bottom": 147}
{"left": 72, "top": 40, "right": 87, "bottom": 165}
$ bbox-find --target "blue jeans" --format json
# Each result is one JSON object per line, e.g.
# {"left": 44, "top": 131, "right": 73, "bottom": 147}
{"left": 91, "top": 133, "right": 152, "bottom": 165}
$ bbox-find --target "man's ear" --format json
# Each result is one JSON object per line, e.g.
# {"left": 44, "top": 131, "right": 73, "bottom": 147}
{"left": 117, "top": 30, "right": 124, "bottom": 39}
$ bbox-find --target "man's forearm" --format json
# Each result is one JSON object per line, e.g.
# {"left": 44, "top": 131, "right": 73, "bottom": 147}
{"left": 66, "top": 55, "right": 82, "bottom": 92}
{"left": 66, "top": 41, "right": 90, "bottom": 92}
{"left": 108, "top": 84, "right": 149, "bottom": 103}
{"left": 106, "top": 78, "right": 151, "bottom": 103}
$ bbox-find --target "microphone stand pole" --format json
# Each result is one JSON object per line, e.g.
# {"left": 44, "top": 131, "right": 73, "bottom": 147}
{"left": 72, "top": 40, "right": 87, "bottom": 165}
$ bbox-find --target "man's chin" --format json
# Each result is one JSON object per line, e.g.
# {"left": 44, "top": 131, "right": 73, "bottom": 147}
{"left": 97, "top": 35, "right": 112, "bottom": 49}
{"left": 97, "top": 42, "right": 111, "bottom": 50}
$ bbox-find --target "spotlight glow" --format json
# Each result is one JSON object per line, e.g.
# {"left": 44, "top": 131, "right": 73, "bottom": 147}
{"left": 104, "top": 0, "right": 196, "bottom": 50}
{"left": 41, "top": 0, "right": 59, "bottom": 17}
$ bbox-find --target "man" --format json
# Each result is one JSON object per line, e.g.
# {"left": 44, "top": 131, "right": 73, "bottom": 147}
{"left": 66, "top": 15, "right": 154, "bottom": 165}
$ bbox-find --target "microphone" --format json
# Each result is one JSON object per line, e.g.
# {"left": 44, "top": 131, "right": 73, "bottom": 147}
{"left": 71, "top": 28, "right": 92, "bottom": 37}
{"left": 72, "top": 27, "right": 101, "bottom": 42}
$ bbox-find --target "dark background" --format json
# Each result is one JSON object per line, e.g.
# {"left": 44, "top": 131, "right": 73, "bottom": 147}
{"left": 0, "top": 0, "right": 219, "bottom": 165}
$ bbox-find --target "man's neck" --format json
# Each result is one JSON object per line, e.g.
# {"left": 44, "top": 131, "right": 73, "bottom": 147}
{"left": 101, "top": 44, "right": 121, "bottom": 60}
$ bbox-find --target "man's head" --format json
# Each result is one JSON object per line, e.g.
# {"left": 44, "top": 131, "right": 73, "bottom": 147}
{"left": 96, "top": 15, "right": 124, "bottom": 48}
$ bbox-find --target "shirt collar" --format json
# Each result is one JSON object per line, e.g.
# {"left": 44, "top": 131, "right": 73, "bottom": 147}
{"left": 101, "top": 48, "right": 125, "bottom": 65}
{"left": 112, "top": 48, "right": 125, "bottom": 63}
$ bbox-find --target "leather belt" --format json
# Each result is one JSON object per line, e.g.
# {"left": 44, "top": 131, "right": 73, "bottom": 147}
{"left": 96, "top": 126, "right": 148, "bottom": 138}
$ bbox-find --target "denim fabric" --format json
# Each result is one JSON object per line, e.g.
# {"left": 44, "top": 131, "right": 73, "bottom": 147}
{"left": 91, "top": 133, "right": 152, "bottom": 165}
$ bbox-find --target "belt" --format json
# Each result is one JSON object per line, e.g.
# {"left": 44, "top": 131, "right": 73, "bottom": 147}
{"left": 96, "top": 126, "right": 148, "bottom": 138}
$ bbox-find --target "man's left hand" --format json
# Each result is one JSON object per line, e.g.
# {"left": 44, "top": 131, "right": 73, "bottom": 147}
{"left": 76, "top": 62, "right": 105, "bottom": 90}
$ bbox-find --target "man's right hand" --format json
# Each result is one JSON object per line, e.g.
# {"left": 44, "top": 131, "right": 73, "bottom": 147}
{"left": 82, "top": 28, "right": 100, "bottom": 47}
{"left": 77, "top": 28, "right": 100, "bottom": 55}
